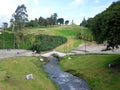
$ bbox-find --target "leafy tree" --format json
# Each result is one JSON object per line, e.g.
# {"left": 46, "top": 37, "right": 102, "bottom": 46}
{"left": 2, "top": 22, "right": 8, "bottom": 30}
{"left": 86, "top": 1, "right": 120, "bottom": 49}
{"left": 10, "top": 4, "right": 28, "bottom": 48}
{"left": 11, "top": 4, "right": 28, "bottom": 31}
{"left": 46, "top": 17, "right": 53, "bottom": 25}
{"left": 51, "top": 13, "right": 58, "bottom": 25}
{"left": 57, "top": 18, "right": 64, "bottom": 25}
{"left": 38, "top": 16, "right": 47, "bottom": 26}
{"left": 27, "top": 20, "right": 39, "bottom": 27}
{"left": 80, "top": 17, "right": 87, "bottom": 27}
{"left": 65, "top": 20, "right": 69, "bottom": 25}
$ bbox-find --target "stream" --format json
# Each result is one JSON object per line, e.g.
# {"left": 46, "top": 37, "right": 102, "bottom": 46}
{"left": 44, "top": 56, "right": 90, "bottom": 90}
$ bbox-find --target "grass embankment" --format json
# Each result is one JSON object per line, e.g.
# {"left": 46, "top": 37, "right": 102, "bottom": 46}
{"left": 26, "top": 25, "right": 91, "bottom": 52}
{"left": 0, "top": 25, "right": 92, "bottom": 52}
{"left": 23, "top": 25, "right": 84, "bottom": 52}
{"left": 0, "top": 32, "right": 14, "bottom": 49}
{"left": 0, "top": 57, "right": 57, "bottom": 90}
{"left": 60, "top": 55, "right": 120, "bottom": 90}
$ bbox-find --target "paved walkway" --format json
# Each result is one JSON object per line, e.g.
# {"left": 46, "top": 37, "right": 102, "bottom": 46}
{"left": 68, "top": 43, "right": 120, "bottom": 55}
{"left": 0, "top": 49, "right": 39, "bottom": 59}
{"left": 0, "top": 43, "right": 120, "bottom": 59}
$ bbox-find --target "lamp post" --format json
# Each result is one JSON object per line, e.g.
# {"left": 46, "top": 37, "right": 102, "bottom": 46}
{"left": 12, "top": 23, "right": 15, "bottom": 49}
{"left": 2, "top": 29, "right": 5, "bottom": 49}
{"left": 83, "top": 29, "right": 86, "bottom": 55}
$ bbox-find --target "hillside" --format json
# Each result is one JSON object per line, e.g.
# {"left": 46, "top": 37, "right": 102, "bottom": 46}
{"left": 0, "top": 25, "right": 92, "bottom": 52}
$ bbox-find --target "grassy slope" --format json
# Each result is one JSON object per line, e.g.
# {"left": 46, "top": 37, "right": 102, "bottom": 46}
{"left": 0, "top": 25, "right": 91, "bottom": 52}
{"left": 0, "top": 32, "right": 14, "bottom": 49}
{"left": 60, "top": 55, "right": 120, "bottom": 90}
{"left": 23, "top": 25, "right": 86, "bottom": 52}
{"left": 0, "top": 57, "right": 57, "bottom": 90}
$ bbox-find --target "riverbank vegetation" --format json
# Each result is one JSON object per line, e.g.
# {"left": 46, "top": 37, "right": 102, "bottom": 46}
{"left": 0, "top": 57, "right": 57, "bottom": 90}
{"left": 0, "top": 25, "right": 89, "bottom": 52}
{"left": 80, "top": 1, "right": 120, "bottom": 49}
{"left": 60, "top": 55, "right": 120, "bottom": 90}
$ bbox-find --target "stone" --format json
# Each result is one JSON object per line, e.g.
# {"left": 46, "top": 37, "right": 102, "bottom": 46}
{"left": 25, "top": 74, "right": 33, "bottom": 80}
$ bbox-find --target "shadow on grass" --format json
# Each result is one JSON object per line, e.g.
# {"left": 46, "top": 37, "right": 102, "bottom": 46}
{"left": 107, "top": 57, "right": 120, "bottom": 73}
{"left": 65, "top": 69, "right": 84, "bottom": 78}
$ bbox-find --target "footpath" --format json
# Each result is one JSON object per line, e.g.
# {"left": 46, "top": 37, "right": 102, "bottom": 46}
{"left": 0, "top": 43, "right": 120, "bottom": 59}
{"left": 68, "top": 43, "right": 120, "bottom": 55}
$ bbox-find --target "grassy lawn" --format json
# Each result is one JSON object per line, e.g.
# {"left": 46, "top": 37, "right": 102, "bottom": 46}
{"left": 22, "top": 25, "right": 86, "bottom": 52}
{"left": 0, "top": 57, "right": 57, "bottom": 90}
{"left": 60, "top": 55, "right": 120, "bottom": 90}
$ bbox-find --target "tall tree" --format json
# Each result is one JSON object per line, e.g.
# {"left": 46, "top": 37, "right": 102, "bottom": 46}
{"left": 57, "top": 18, "right": 64, "bottom": 25}
{"left": 51, "top": 13, "right": 58, "bottom": 25}
{"left": 11, "top": 4, "right": 28, "bottom": 31}
{"left": 2, "top": 22, "right": 8, "bottom": 30}
{"left": 10, "top": 4, "right": 28, "bottom": 48}
{"left": 86, "top": 1, "right": 120, "bottom": 49}
{"left": 80, "top": 17, "right": 87, "bottom": 27}
{"left": 38, "top": 16, "right": 47, "bottom": 26}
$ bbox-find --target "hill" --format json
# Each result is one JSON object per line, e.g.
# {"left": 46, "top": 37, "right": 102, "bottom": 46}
{"left": 0, "top": 25, "right": 92, "bottom": 52}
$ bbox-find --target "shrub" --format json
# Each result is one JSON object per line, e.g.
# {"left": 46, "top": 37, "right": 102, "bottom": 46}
{"left": 29, "top": 34, "right": 67, "bottom": 52}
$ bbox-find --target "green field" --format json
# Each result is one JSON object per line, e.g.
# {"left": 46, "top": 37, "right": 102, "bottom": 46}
{"left": 0, "top": 57, "right": 57, "bottom": 90}
{"left": 0, "top": 25, "right": 91, "bottom": 52}
{"left": 60, "top": 55, "right": 120, "bottom": 90}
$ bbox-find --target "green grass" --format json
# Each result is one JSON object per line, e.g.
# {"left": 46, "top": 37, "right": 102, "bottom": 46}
{"left": 0, "top": 32, "right": 14, "bottom": 49}
{"left": 0, "top": 25, "right": 92, "bottom": 52}
{"left": 0, "top": 57, "right": 57, "bottom": 90}
{"left": 60, "top": 55, "right": 120, "bottom": 90}
{"left": 53, "top": 30, "right": 80, "bottom": 38}
{"left": 7, "top": 25, "right": 85, "bottom": 52}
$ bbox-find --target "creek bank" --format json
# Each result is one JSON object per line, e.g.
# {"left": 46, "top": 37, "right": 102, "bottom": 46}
{"left": 44, "top": 56, "right": 90, "bottom": 90}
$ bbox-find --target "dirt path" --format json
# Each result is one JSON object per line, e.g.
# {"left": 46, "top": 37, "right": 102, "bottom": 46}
{"left": 0, "top": 49, "right": 39, "bottom": 59}
{"left": 68, "top": 43, "right": 120, "bottom": 55}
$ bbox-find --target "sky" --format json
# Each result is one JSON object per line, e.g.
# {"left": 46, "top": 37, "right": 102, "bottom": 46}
{"left": 0, "top": 0, "right": 119, "bottom": 27}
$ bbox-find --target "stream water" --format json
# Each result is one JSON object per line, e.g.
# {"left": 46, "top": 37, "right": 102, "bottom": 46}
{"left": 44, "top": 56, "right": 90, "bottom": 90}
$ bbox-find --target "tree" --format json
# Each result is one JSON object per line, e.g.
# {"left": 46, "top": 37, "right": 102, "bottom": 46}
{"left": 51, "top": 13, "right": 58, "bottom": 25}
{"left": 46, "top": 17, "right": 53, "bottom": 25}
{"left": 11, "top": 4, "right": 28, "bottom": 31}
{"left": 57, "top": 18, "right": 64, "bottom": 25}
{"left": 80, "top": 17, "right": 87, "bottom": 27}
{"left": 2, "top": 22, "right": 8, "bottom": 30}
{"left": 38, "top": 16, "right": 47, "bottom": 26}
{"left": 86, "top": 1, "right": 120, "bottom": 49}
{"left": 10, "top": 4, "right": 28, "bottom": 48}
{"left": 65, "top": 20, "right": 69, "bottom": 25}
{"left": 28, "top": 20, "right": 38, "bottom": 27}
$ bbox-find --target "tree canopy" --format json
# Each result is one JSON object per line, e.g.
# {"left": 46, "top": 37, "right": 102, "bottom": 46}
{"left": 81, "top": 1, "right": 120, "bottom": 49}
{"left": 11, "top": 4, "right": 28, "bottom": 31}
{"left": 57, "top": 18, "right": 64, "bottom": 25}
{"left": 10, "top": 4, "right": 28, "bottom": 48}
{"left": 65, "top": 20, "right": 69, "bottom": 25}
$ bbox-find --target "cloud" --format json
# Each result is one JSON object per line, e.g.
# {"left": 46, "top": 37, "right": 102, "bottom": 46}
{"left": 33, "top": 0, "right": 39, "bottom": 6}
{"left": 28, "top": 7, "right": 54, "bottom": 20}
{"left": 94, "top": 0, "right": 100, "bottom": 3}
{"left": 70, "top": 0, "right": 86, "bottom": 7}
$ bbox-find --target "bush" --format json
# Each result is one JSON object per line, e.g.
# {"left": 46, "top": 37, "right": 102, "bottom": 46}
{"left": 29, "top": 34, "right": 67, "bottom": 52}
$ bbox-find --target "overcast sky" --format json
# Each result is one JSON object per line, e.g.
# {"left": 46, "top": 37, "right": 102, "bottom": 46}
{"left": 0, "top": 0, "right": 118, "bottom": 27}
